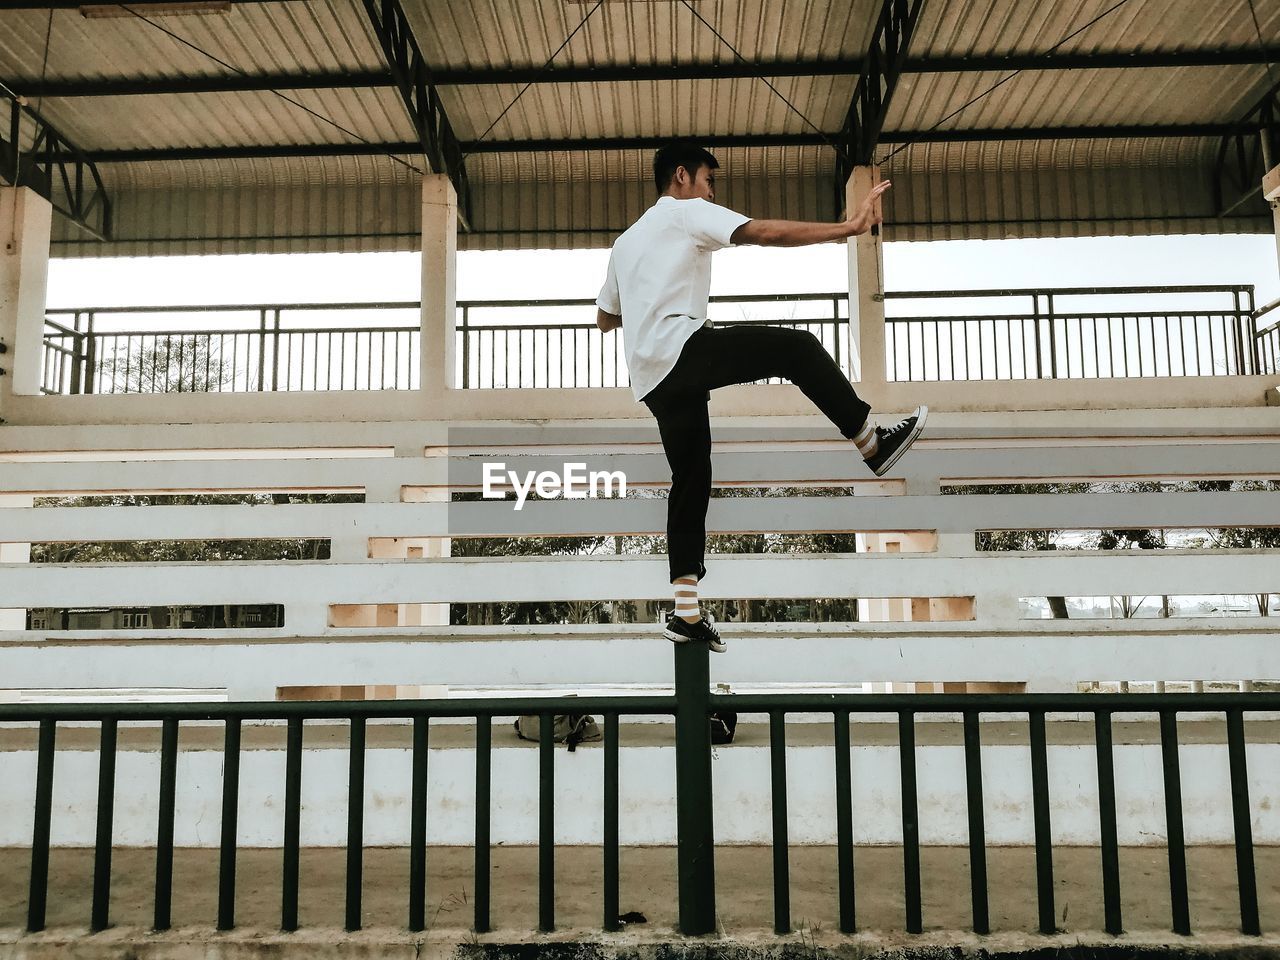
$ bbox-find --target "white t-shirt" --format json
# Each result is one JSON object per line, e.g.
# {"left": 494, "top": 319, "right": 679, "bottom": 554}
{"left": 596, "top": 196, "right": 751, "bottom": 401}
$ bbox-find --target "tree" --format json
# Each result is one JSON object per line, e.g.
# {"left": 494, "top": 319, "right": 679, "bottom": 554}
{"left": 951, "top": 481, "right": 1092, "bottom": 618}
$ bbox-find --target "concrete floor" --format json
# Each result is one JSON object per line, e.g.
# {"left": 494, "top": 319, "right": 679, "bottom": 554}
{"left": 1, "top": 844, "right": 1277, "bottom": 940}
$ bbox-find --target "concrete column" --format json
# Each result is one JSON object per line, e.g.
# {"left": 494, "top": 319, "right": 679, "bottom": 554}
{"left": 845, "top": 166, "right": 886, "bottom": 387}
{"left": 420, "top": 174, "right": 458, "bottom": 396}
{"left": 0, "top": 187, "right": 53, "bottom": 416}
{"left": 1272, "top": 200, "right": 1280, "bottom": 279}
{"left": 0, "top": 494, "right": 35, "bottom": 630}
{"left": 1262, "top": 130, "right": 1280, "bottom": 282}
{"left": 401, "top": 486, "right": 451, "bottom": 626}
{"left": 1270, "top": 180, "right": 1280, "bottom": 282}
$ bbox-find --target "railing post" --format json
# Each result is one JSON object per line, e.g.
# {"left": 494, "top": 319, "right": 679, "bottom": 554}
{"left": 673, "top": 640, "right": 716, "bottom": 935}
{"left": 68, "top": 312, "right": 84, "bottom": 395}
{"left": 1232, "top": 290, "right": 1245, "bottom": 375}
{"left": 1046, "top": 293, "right": 1058, "bottom": 379}
{"left": 832, "top": 296, "right": 842, "bottom": 373}
{"left": 460, "top": 305, "right": 470, "bottom": 388}
{"left": 1032, "top": 295, "right": 1044, "bottom": 379}
{"left": 256, "top": 309, "right": 268, "bottom": 392}
{"left": 271, "top": 309, "right": 282, "bottom": 391}
{"left": 82, "top": 311, "right": 97, "bottom": 394}
{"left": 1244, "top": 288, "right": 1260, "bottom": 375}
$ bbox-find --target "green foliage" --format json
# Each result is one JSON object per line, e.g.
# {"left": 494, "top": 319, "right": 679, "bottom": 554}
{"left": 30, "top": 493, "right": 362, "bottom": 564}
{"left": 952, "top": 479, "right": 1280, "bottom": 618}
{"left": 448, "top": 485, "right": 864, "bottom": 625}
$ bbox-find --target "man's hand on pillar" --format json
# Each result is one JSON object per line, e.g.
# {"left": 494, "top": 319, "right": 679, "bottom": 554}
{"left": 845, "top": 179, "right": 892, "bottom": 236}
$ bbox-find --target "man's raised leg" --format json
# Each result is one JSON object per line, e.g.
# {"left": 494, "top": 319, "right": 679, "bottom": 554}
{"left": 696, "top": 325, "right": 927, "bottom": 476}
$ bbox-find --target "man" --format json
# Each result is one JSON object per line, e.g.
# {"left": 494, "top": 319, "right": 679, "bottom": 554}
{"left": 595, "top": 143, "right": 927, "bottom": 654}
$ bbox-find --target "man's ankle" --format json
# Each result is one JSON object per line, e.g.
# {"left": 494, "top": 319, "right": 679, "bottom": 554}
{"left": 679, "top": 614, "right": 701, "bottom": 624}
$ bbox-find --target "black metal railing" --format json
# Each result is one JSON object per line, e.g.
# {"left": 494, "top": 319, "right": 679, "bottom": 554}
{"left": 720, "top": 689, "right": 1268, "bottom": 938}
{"left": 39, "top": 285, "right": 1268, "bottom": 395}
{"left": 885, "top": 285, "right": 1260, "bottom": 381}
{"left": 41, "top": 303, "right": 422, "bottom": 394}
{"left": 3, "top": 643, "right": 1273, "bottom": 939}
{"left": 1255, "top": 296, "right": 1280, "bottom": 376}
{"left": 457, "top": 293, "right": 849, "bottom": 388}
{"left": 13, "top": 693, "right": 673, "bottom": 936}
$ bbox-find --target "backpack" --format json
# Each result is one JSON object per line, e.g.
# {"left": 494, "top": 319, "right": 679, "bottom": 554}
{"left": 710, "top": 711, "right": 738, "bottom": 745}
{"left": 514, "top": 713, "right": 602, "bottom": 751}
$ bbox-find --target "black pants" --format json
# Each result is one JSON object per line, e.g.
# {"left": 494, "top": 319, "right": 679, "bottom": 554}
{"left": 642, "top": 325, "right": 872, "bottom": 584}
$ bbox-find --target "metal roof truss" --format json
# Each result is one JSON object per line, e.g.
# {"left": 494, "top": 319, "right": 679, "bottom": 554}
{"left": 842, "top": 0, "right": 925, "bottom": 174}
{"left": 1214, "top": 81, "right": 1280, "bottom": 218}
{"left": 2, "top": 94, "right": 110, "bottom": 240}
{"left": 361, "top": 0, "right": 472, "bottom": 226}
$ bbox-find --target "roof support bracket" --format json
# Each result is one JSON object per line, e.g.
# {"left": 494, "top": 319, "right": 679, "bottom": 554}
{"left": 1213, "top": 81, "right": 1279, "bottom": 218}
{"left": 361, "top": 0, "right": 472, "bottom": 228}
{"left": 839, "top": 0, "right": 925, "bottom": 182}
{"left": 1, "top": 93, "right": 111, "bottom": 241}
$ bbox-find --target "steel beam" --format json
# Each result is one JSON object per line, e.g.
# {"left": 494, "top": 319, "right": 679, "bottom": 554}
{"left": 436, "top": 48, "right": 1280, "bottom": 83}
{"left": 1, "top": 94, "right": 110, "bottom": 240}
{"left": 74, "top": 123, "right": 1259, "bottom": 164}
{"left": 11, "top": 71, "right": 394, "bottom": 98}
{"left": 842, "top": 0, "right": 926, "bottom": 174}
{"left": 11, "top": 48, "right": 1280, "bottom": 100}
{"left": 0, "top": 0, "right": 305, "bottom": 6}
{"left": 360, "top": 0, "right": 471, "bottom": 225}
{"left": 1213, "top": 81, "right": 1280, "bottom": 217}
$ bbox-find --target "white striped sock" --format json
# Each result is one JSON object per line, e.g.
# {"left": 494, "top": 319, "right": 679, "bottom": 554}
{"left": 853, "top": 422, "right": 879, "bottom": 459}
{"left": 673, "top": 575, "right": 700, "bottom": 622}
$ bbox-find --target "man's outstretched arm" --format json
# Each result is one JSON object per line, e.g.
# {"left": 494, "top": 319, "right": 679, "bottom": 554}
{"left": 732, "top": 179, "right": 891, "bottom": 248}
{"left": 597, "top": 308, "right": 622, "bottom": 332}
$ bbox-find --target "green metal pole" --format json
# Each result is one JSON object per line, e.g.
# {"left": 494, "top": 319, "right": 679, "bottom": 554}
{"left": 674, "top": 640, "right": 716, "bottom": 935}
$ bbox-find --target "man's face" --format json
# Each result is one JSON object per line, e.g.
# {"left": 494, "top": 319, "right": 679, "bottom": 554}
{"left": 670, "top": 163, "right": 717, "bottom": 202}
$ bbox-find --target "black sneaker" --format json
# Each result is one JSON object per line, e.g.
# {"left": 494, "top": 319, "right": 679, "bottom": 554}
{"left": 664, "top": 612, "right": 727, "bottom": 653}
{"left": 864, "top": 405, "right": 929, "bottom": 477}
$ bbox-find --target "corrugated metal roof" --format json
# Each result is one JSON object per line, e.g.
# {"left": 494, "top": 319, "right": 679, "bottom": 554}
{"left": 13, "top": 0, "right": 1279, "bottom": 253}
{"left": 404, "top": 0, "right": 878, "bottom": 72}
{"left": 34, "top": 87, "right": 416, "bottom": 151}
{"left": 50, "top": 154, "right": 421, "bottom": 255}
{"left": 888, "top": 64, "right": 1273, "bottom": 134}
{"left": 0, "top": 0, "right": 382, "bottom": 81}
{"left": 911, "top": 0, "right": 1279, "bottom": 57}
{"left": 881, "top": 137, "right": 1261, "bottom": 240}
{"left": 442, "top": 76, "right": 857, "bottom": 141}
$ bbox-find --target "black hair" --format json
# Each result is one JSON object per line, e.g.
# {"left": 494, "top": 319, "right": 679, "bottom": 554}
{"left": 653, "top": 143, "right": 719, "bottom": 192}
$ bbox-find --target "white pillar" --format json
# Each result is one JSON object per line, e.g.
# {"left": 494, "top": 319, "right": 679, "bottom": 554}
{"left": 0, "top": 187, "right": 53, "bottom": 415}
{"left": 0, "top": 494, "right": 35, "bottom": 630}
{"left": 845, "top": 167, "right": 887, "bottom": 387}
{"left": 420, "top": 174, "right": 458, "bottom": 396}
{"left": 399, "top": 486, "right": 451, "bottom": 627}
{"left": 1262, "top": 128, "right": 1280, "bottom": 280}
{"left": 1270, "top": 183, "right": 1280, "bottom": 282}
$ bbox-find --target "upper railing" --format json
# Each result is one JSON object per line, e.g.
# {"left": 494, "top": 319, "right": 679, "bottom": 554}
{"left": 456, "top": 292, "right": 849, "bottom": 389}
{"left": 1256, "top": 295, "right": 1280, "bottom": 376}
{"left": 40, "top": 285, "right": 1269, "bottom": 395}
{"left": 885, "top": 285, "right": 1260, "bottom": 381}
{"left": 41, "top": 302, "right": 423, "bottom": 395}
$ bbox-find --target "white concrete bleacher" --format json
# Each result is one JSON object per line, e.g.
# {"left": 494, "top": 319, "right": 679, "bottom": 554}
{"left": 1, "top": 409, "right": 1278, "bottom": 699}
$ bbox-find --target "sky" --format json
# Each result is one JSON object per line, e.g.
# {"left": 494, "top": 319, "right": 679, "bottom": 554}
{"left": 45, "top": 233, "right": 1280, "bottom": 315}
